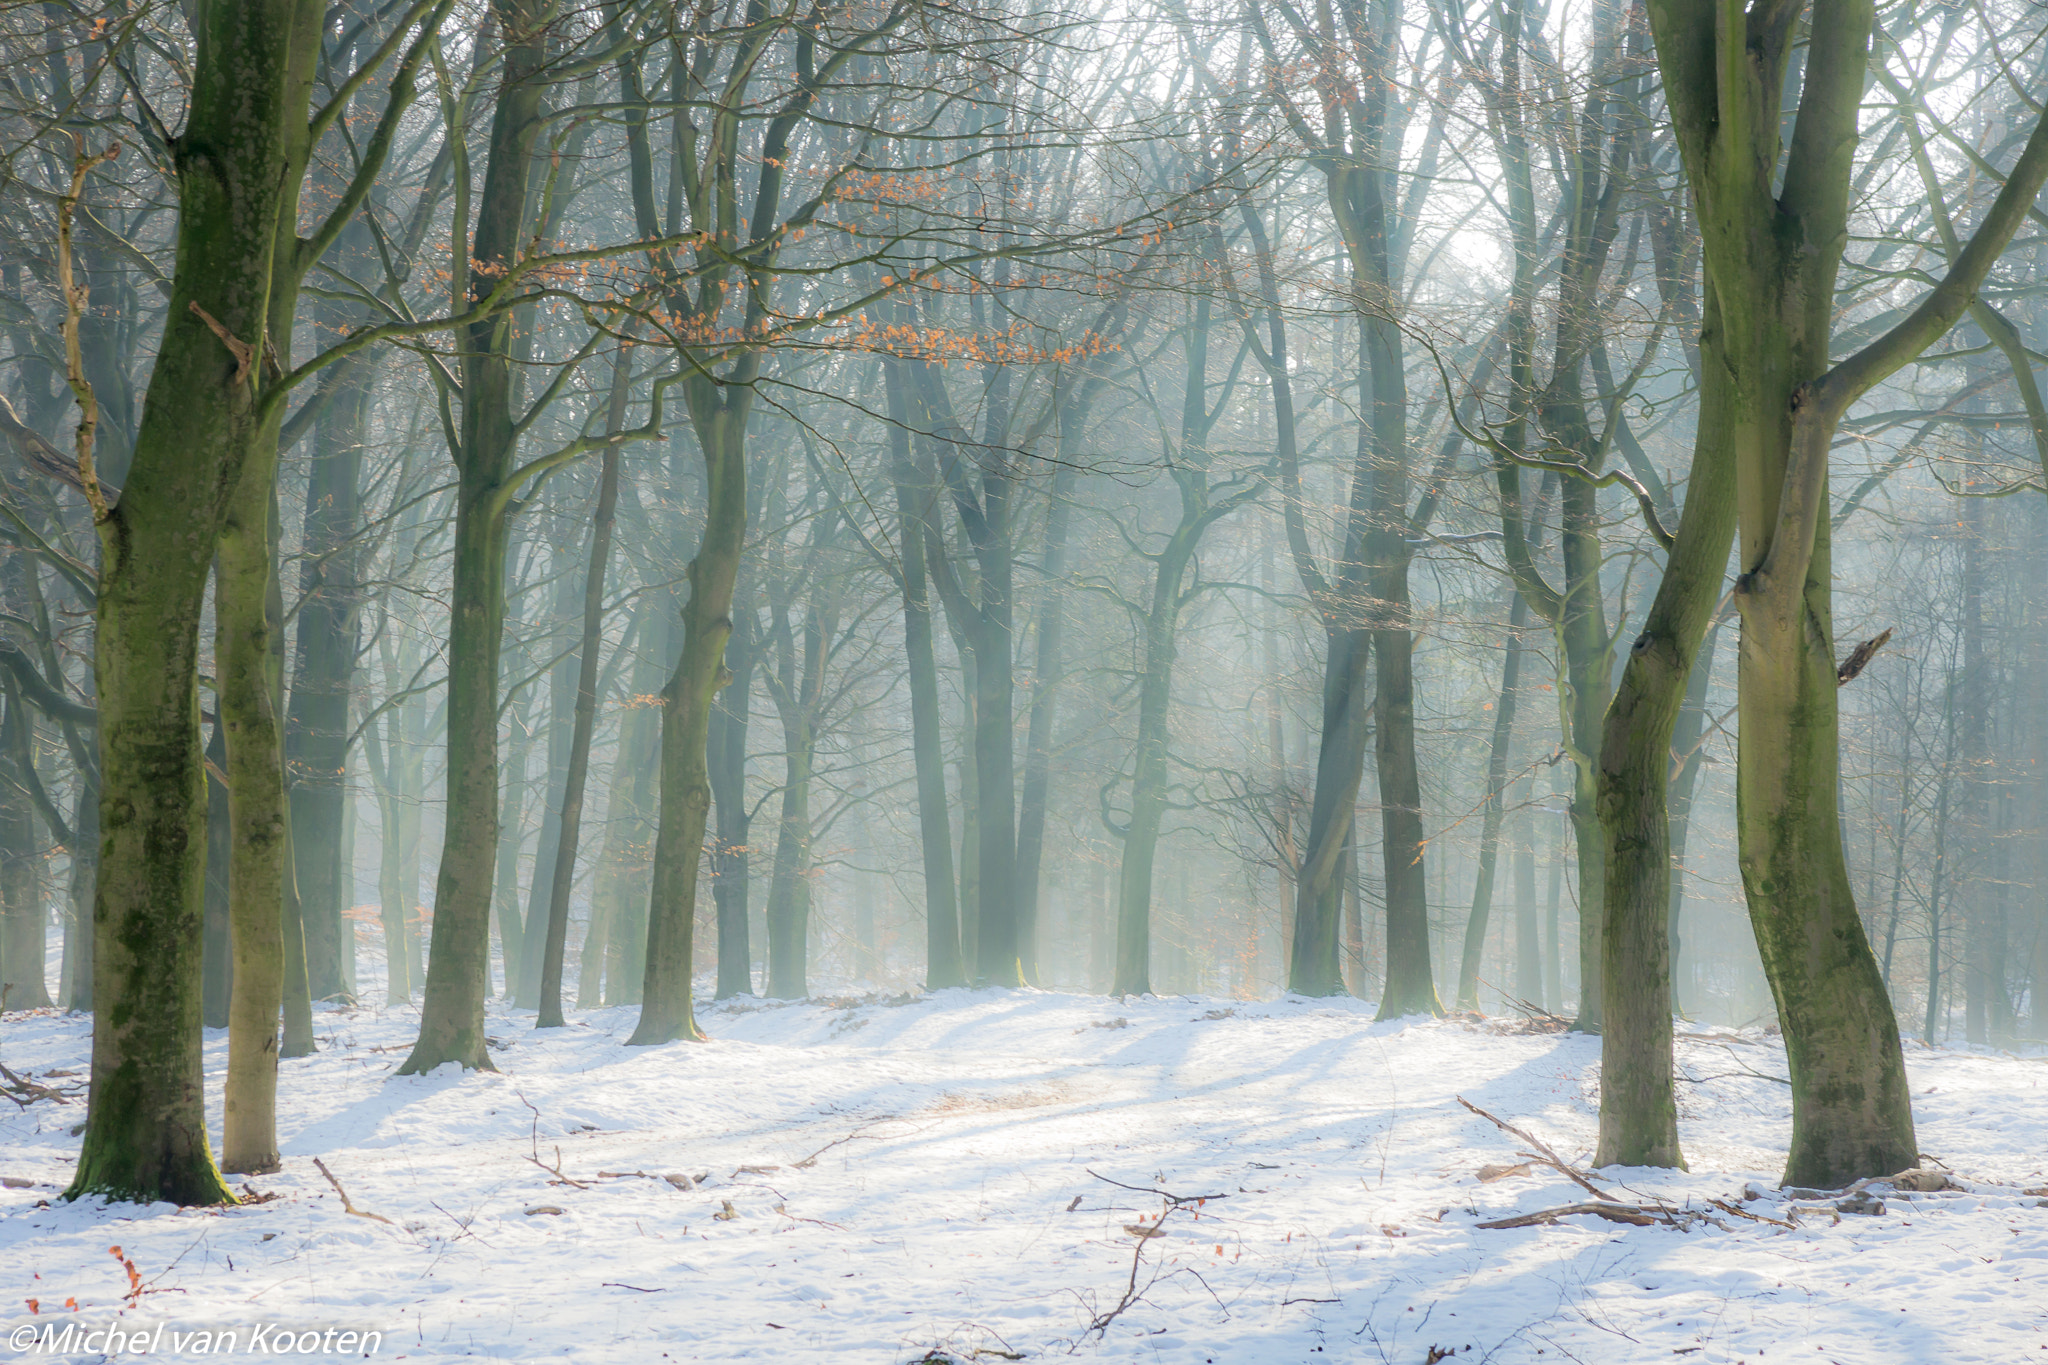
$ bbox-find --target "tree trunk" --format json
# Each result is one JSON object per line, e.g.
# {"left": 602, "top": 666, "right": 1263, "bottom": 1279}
{"left": 518, "top": 549, "right": 583, "bottom": 1008}
{"left": 708, "top": 610, "right": 756, "bottom": 998}
{"left": 595, "top": 610, "right": 667, "bottom": 1005}
{"left": 1665, "top": 606, "right": 1726, "bottom": 1007}
{"left": 883, "top": 361, "right": 963, "bottom": 989}
{"left": 0, "top": 694, "right": 47, "bottom": 1011}
{"left": 1456, "top": 593, "right": 1528, "bottom": 1010}
{"left": 1113, "top": 539, "right": 1197, "bottom": 997}
{"left": 1288, "top": 628, "right": 1369, "bottom": 996}
{"left": 537, "top": 431, "right": 622, "bottom": 1028}
{"left": 629, "top": 388, "right": 748, "bottom": 1046}
{"left": 202, "top": 721, "right": 233, "bottom": 1027}
{"left": 285, "top": 302, "right": 373, "bottom": 1005}
{"left": 1593, "top": 297, "right": 1739, "bottom": 1170}
{"left": 1014, "top": 462, "right": 1077, "bottom": 984}
{"left": 69, "top": 0, "right": 317, "bottom": 1208}
{"left": 217, "top": 462, "right": 288, "bottom": 1173}
{"left": 400, "top": 0, "right": 547, "bottom": 1074}
{"left": 763, "top": 736, "right": 814, "bottom": 999}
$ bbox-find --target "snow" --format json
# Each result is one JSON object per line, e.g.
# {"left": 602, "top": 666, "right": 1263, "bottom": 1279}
{"left": 4, "top": 989, "right": 2047, "bottom": 1363}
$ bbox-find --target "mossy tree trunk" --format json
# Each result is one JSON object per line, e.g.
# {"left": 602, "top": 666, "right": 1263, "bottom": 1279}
{"left": 68, "top": 0, "right": 318, "bottom": 1208}
{"left": 1593, "top": 295, "right": 1737, "bottom": 1170}
{"left": 1640, "top": 0, "right": 2048, "bottom": 1185}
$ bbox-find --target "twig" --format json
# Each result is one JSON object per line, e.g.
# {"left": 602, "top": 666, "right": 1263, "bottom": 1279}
{"left": 1455, "top": 1097, "right": 1613, "bottom": 1200}
{"left": 1088, "top": 1203, "right": 1178, "bottom": 1335}
{"left": 514, "top": 1090, "right": 592, "bottom": 1188}
{"left": 188, "top": 301, "right": 255, "bottom": 386}
{"left": 527, "top": 1146, "right": 593, "bottom": 1189}
{"left": 56, "top": 134, "right": 120, "bottom": 524}
{"left": 793, "top": 1119, "right": 902, "bottom": 1169}
{"left": 312, "top": 1158, "right": 394, "bottom": 1226}
{"left": 1087, "top": 1170, "right": 1229, "bottom": 1206}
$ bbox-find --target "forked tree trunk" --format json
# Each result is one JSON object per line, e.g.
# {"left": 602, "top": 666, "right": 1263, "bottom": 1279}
{"left": 1629, "top": 0, "right": 2048, "bottom": 1183}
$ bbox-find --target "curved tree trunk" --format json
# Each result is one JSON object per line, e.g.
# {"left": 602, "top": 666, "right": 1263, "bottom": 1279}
{"left": 1594, "top": 297, "right": 1738, "bottom": 1170}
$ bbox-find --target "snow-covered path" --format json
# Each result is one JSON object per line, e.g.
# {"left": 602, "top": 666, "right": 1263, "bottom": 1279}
{"left": 4, "top": 990, "right": 2046, "bottom": 1362}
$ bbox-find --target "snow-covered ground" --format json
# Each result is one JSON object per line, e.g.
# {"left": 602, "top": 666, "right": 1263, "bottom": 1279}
{"left": 4, "top": 988, "right": 2046, "bottom": 1363}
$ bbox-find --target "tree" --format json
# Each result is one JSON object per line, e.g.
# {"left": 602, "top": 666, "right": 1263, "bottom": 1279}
{"left": 1600, "top": 0, "right": 2048, "bottom": 1183}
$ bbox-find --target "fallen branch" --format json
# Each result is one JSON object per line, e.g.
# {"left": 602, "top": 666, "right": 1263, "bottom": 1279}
{"left": 0, "top": 1062, "right": 75, "bottom": 1107}
{"left": 1474, "top": 1201, "right": 1662, "bottom": 1230}
{"left": 793, "top": 1119, "right": 904, "bottom": 1169}
{"left": 527, "top": 1146, "right": 592, "bottom": 1190}
{"left": 516, "top": 1091, "right": 592, "bottom": 1188}
{"left": 1489, "top": 989, "right": 1571, "bottom": 1029}
{"left": 1707, "top": 1198, "right": 1795, "bottom": 1230}
{"left": 311, "top": 1158, "right": 394, "bottom": 1226}
{"left": 1454, "top": 1097, "right": 1613, "bottom": 1200}
{"left": 597, "top": 1169, "right": 701, "bottom": 1189}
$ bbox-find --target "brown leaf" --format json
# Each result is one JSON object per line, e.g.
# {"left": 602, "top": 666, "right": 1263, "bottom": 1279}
{"left": 1476, "top": 1162, "right": 1534, "bottom": 1183}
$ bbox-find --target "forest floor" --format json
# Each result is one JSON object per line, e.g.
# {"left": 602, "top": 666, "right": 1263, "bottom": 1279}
{"left": 4, "top": 986, "right": 2046, "bottom": 1363}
